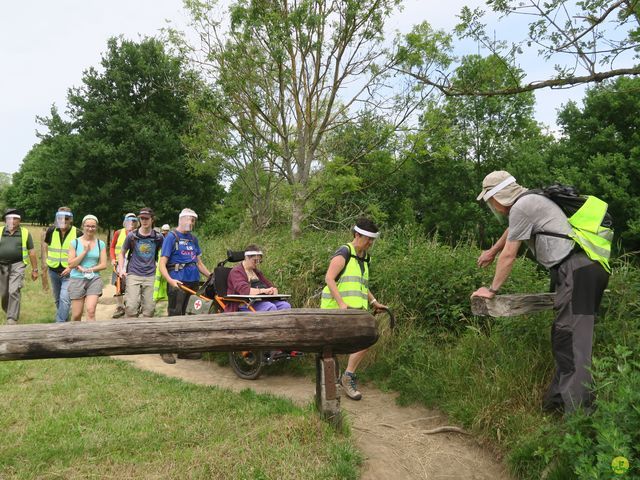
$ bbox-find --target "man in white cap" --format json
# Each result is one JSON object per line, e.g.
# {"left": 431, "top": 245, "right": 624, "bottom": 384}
{"left": 0, "top": 208, "right": 38, "bottom": 325}
{"left": 161, "top": 224, "right": 170, "bottom": 237}
{"left": 320, "top": 217, "right": 387, "bottom": 400}
{"left": 158, "top": 208, "right": 211, "bottom": 364}
{"left": 472, "top": 171, "right": 609, "bottom": 414}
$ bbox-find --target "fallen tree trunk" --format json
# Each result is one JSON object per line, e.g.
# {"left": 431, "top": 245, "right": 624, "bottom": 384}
{"left": 471, "top": 293, "right": 555, "bottom": 317}
{"left": 0, "top": 309, "right": 377, "bottom": 361}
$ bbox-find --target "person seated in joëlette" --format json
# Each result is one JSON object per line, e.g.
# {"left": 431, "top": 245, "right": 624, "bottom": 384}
{"left": 225, "top": 244, "right": 290, "bottom": 312}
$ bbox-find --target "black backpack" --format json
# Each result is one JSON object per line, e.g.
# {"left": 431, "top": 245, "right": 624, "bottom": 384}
{"left": 523, "top": 184, "right": 614, "bottom": 239}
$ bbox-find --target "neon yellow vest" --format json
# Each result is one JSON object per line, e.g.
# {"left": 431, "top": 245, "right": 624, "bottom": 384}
{"left": 114, "top": 228, "right": 127, "bottom": 259}
{"left": 321, "top": 243, "right": 369, "bottom": 310}
{"left": 0, "top": 226, "right": 30, "bottom": 265}
{"left": 153, "top": 263, "right": 168, "bottom": 301}
{"left": 567, "top": 195, "right": 613, "bottom": 273}
{"left": 46, "top": 227, "right": 78, "bottom": 268}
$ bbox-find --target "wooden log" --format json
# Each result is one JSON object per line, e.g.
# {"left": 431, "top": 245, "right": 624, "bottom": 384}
{"left": 0, "top": 309, "right": 378, "bottom": 361}
{"left": 471, "top": 293, "right": 556, "bottom": 317}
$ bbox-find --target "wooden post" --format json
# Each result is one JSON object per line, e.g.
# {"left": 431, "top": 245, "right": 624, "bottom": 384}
{"left": 40, "top": 227, "right": 49, "bottom": 291}
{"left": 315, "top": 347, "right": 341, "bottom": 428}
{"left": 471, "top": 293, "right": 555, "bottom": 317}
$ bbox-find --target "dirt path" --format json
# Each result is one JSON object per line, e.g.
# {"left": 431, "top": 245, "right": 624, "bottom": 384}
{"left": 97, "top": 286, "right": 512, "bottom": 480}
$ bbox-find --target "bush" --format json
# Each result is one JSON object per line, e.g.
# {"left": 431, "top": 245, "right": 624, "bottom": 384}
{"left": 541, "top": 346, "right": 640, "bottom": 479}
{"left": 196, "top": 225, "right": 640, "bottom": 480}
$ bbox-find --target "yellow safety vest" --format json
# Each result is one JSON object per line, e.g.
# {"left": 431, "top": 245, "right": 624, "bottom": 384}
{"left": 46, "top": 226, "right": 78, "bottom": 268}
{"left": 568, "top": 195, "right": 613, "bottom": 273}
{"left": 0, "top": 226, "right": 30, "bottom": 265}
{"left": 113, "top": 228, "right": 127, "bottom": 259}
{"left": 153, "top": 264, "right": 168, "bottom": 301}
{"left": 321, "top": 243, "right": 370, "bottom": 310}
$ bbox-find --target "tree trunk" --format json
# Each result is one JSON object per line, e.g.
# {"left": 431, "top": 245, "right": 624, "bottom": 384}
{"left": 0, "top": 309, "right": 378, "bottom": 361}
{"left": 291, "top": 188, "right": 306, "bottom": 239}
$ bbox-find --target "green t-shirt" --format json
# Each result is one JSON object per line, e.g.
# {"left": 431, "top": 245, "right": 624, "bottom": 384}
{"left": 0, "top": 227, "right": 34, "bottom": 264}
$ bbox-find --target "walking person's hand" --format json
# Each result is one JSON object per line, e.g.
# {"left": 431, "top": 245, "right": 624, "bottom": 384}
{"left": 31, "top": 270, "right": 38, "bottom": 282}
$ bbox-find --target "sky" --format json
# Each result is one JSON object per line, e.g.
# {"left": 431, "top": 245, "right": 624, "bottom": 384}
{"left": 0, "top": 0, "right": 588, "bottom": 175}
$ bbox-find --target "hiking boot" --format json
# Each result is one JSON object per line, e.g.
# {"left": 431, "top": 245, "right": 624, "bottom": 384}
{"left": 177, "top": 352, "right": 202, "bottom": 360}
{"left": 112, "top": 306, "right": 126, "bottom": 319}
{"left": 160, "top": 353, "right": 176, "bottom": 364}
{"left": 340, "top": 372, "right": 362, "bottom": 401}
{"left": 6, "top": 319, "right": 17, "bottom": 325}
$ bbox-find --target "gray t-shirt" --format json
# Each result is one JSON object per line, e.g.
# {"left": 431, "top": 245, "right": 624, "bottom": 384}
{"left": 121, "top": 230, "right": 163, "bottom": 277}
{"left": 507, "top": 194, "right": 574, "bottom": 269}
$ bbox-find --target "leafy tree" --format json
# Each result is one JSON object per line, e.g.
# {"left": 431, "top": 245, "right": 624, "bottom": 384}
{"left": 405, "top": 55, "right": 550, "bottom": 244}
{"left": 0, "top": 172, "right": 12, "bottom": 213}
{"left": 183, "top": 87, "right": 285, "bottom": 231}
{"left": 308, "top": 112, "right": 412, "bottom": 229}
{"left": 177, "top": 0, "right": 417, "bottom": 238}
{"left": 11, "top": 37, "right": 223, "bottom": 228}
{"left": 397, "top": 1, "right": 640, "bottom": 96}
{"left": 552, "top": 76, "right": 640, "bottom": 250}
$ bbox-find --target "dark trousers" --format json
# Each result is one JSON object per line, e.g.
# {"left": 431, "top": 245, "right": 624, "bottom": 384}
{"left": 167, "top": 282, "right": 199, "bottom": 317}
{"left": 543, "top": 252, "right": 609, "bottom": 413}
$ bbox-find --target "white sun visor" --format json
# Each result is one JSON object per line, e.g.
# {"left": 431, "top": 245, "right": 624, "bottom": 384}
{"left": 482, "top": 176, "right": 516, "bottom": 201}
{"left": 354, "top": 226, "right": 380, "bottom": 238}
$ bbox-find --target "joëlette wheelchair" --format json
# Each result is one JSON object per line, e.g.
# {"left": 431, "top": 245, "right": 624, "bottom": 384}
{"left": 180, "top": 250, "right": 303, "bottom": 380}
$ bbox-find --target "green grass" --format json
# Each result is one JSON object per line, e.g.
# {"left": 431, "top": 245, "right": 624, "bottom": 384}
{"left": 1, "top": 225, "right": 361, "bottom": 479}
{"left": 0, "top": 358, "right": 360, "bottom": 479}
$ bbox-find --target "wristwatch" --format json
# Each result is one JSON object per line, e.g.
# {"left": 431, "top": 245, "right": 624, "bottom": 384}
{"left": 33, "top": 268, "right": 39, "bottom": 273}
{"left": 488, "top": 286, "right": 498, "bottom": 294}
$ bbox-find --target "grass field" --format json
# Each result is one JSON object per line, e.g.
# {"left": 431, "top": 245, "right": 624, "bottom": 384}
{"left": 0, "top": 225, "right": 361, "bottom": 479}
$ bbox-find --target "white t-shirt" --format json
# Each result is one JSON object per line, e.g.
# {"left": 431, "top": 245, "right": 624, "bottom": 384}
{"left": 507, "top": 194, "right": 574, "bottom": 269}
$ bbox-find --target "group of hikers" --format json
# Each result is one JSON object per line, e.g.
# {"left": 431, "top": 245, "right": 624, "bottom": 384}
{"left": 0, "top": 170, "right": 611, "bottom": 413}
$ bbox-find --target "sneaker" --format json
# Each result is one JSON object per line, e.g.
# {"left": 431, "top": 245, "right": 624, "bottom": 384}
{"left": 160, "top": 353, "right": 176, "bottom": 364}
{"left": 177, "top": 352, "right": 202, "bottom": 360}
{"left": 340, "top": 372, "right": 362, "bottom": 400}
{"left": 112, "top": 306, "right": 126, "bottom": 319}
{"left": 6, "top": 319, "right": 17, "bottom": 325}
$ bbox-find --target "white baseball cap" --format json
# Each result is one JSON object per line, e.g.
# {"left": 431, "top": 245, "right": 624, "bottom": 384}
{"left": 179, "top": 208, "right": 198, "bottom": 219}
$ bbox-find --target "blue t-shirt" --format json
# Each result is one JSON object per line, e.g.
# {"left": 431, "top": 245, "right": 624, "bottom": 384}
{"left": 160, "top": 230, "right": 202, "bottom": 282}
{"left": 122, "top": 230, "right": 164, "bottom": 277}
{"left": 70, "top": 239, "right": 105, "bottom": 279}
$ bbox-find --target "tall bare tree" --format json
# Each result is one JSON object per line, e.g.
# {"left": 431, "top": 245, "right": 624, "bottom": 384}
{"left": 177, "top": 0, "right": 416, "bottom": 237}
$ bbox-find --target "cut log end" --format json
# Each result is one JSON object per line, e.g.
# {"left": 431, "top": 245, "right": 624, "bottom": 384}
{"left": 471, "top": 293, "right": 555, "bottom": 317}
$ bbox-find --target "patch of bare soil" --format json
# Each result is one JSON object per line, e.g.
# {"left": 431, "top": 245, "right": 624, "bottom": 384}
{"left": 97, "top": 286, "right": 512, "bottom": 479}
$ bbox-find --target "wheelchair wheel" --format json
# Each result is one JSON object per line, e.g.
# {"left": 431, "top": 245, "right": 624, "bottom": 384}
{"left": 229, "top": 350, "right": 264, "bottom": 380}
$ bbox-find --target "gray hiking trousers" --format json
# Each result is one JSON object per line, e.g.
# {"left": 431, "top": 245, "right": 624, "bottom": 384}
{"left": 0, "top": 261, "right": 26, "bottom": 323}
{"left": 544, "top": 252, "right": 609, "bottom": 413}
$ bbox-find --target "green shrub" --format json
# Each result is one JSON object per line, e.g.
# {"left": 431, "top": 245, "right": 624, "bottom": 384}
{"left": 196, "top": 225, "right": 640, "bottom": 480}
{"left": 550, "top": 346, "right": 640, "bottom": 479}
